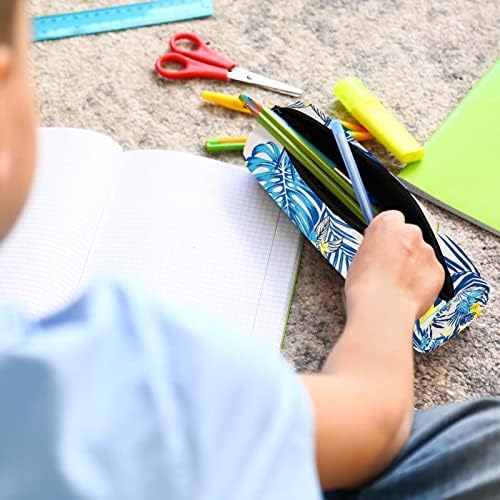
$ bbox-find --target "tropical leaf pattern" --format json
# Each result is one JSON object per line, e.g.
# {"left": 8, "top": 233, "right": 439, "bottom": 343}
{"left": 412, "top": 246, "right": 489, "bottom": 352}
{"left": 244, "top": 102, "right": 490, "bottom": 353}
{"left": 246, "top": 139, "right": 361, "bottom": 276}
{"left": 246, "top": 141, "right": 321, "bottom": 237}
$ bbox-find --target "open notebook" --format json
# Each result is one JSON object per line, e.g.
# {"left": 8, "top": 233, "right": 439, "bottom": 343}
{"left": 0, "top": 128, "right": 302, "bottom": 348}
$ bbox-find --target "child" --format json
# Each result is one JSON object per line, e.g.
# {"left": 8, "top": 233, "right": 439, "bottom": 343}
{"left": 0, "top": 1, "right": 498, "bottom": 498}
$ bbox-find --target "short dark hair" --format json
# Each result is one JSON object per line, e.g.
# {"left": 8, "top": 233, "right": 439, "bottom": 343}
{"left": 0, "top": 0, "right": 18, "bottom": 45}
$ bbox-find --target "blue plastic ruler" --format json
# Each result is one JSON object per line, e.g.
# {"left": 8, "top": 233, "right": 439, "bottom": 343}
{"left": 33, "top": 0, "right": 214, "bottom": 42}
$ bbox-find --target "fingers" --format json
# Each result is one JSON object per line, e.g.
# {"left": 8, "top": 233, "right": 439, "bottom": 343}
{"left": 368, "top": 211, "right": 423, "bottom": 247}
{"left": 366, "top": 209, "right": 444, "bottom": 290}
{"left": 366, "top": 210, "right": 405, "bottom": 233}
{"left": 406, "top": 223, "right": 423, "bottom": 243}
{"left": 348, "top": 209, "right": 446, "bottom": 321}
{"left": 376, "top": 210, "right": 405, "bottom": 224}
{"left": 422, "top": 241, "right": 446, "bottom": 293}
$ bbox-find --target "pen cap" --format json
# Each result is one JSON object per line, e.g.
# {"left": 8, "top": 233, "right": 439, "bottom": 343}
{"left": 333, "top": 77, "right": 424, "bottom": 163}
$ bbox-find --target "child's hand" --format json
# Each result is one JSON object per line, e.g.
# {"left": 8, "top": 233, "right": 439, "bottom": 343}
{"left": 345, "top": 210, "right": 445, "bottom": 321}
{"left": 305, "top": 210, "right": 444, "bottom": 490}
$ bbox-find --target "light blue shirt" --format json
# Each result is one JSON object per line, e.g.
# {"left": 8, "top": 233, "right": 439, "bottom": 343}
{"left": 0, "top": 278, "right": 321, "bottom": 500}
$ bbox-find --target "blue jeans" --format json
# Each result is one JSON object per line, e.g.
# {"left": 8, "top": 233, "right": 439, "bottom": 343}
{"left": 326, "top": 397, "right": 500, "bottom": 499}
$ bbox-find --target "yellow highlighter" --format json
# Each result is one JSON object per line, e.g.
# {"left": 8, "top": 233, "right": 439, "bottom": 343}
{"left": 333, "top": 77, "right": 424, "bottom": 163}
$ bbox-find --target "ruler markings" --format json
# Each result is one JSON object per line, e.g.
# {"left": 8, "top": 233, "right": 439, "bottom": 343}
{"left": 34, "top": 1, "right": 214, "bottom": 42}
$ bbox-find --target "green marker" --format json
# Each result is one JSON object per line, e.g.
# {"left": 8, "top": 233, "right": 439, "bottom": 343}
{"left": 205, "top": 136, "right": 247, "bottom": 154}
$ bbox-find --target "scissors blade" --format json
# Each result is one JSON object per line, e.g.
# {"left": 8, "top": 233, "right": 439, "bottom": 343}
{"left": 228, "top": 67, "right": 302, "bottom": 97}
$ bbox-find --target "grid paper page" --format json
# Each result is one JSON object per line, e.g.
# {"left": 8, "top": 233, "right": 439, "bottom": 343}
{"left": 252, "top": 213, "right": 303, "bottom": 346}
{"left": 82, "top": 150, "right": 302, "bottom": 346}
{"left": 0, "top": 128, "right": 121, "bottom": 315}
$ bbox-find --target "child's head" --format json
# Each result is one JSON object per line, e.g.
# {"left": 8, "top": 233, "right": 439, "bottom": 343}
{"left": 0, "top": 0, "right": 37, "bottom": 240}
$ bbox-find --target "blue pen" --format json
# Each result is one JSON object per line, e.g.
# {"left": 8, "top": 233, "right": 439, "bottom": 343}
{"left": 330, "top": 119, "right": 374, "bottom": 224}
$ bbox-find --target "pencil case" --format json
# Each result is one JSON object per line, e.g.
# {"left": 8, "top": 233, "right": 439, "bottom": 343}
{"left": 243, "top": 102, "right": 490, "bottom": 352}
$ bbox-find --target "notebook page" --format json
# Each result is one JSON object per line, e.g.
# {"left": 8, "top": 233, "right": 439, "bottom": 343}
{"left": 0, "top": 128, "right": 121, "bottom": 316}
{"left": 82, "top": 150, "right": 302, "bottom": 346}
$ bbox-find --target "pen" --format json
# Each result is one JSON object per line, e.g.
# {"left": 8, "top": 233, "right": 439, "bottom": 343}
{"left": 330, "top": 119, "right": 374, "bottom": 223}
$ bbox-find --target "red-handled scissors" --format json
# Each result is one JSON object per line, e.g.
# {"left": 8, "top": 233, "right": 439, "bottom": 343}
{"left": 155, "top": 33, "right": 302, "bottom": 97}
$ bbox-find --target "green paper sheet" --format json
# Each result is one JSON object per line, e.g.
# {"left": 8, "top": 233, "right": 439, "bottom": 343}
{"left": 399, "top": 60, "right": 500, "bottom": 236}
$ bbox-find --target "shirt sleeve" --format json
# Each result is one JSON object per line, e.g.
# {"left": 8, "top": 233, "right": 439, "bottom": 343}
{"left": 0, "top": 278, "right": 322, "bottom": 500}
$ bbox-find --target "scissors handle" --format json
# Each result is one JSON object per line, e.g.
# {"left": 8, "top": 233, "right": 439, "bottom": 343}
{"left": 155, "top": 52, "right": 229, "bottom": 81}
{"left": 169, "top": 32, "right": 235, "bottom": 70}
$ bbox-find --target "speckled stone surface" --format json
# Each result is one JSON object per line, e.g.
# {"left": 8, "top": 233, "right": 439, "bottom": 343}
{"left": 31, "top": 0, "right": 499, "bottom": 407}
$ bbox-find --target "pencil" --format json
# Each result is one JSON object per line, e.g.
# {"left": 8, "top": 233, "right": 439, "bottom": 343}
{"left": 341, "top": 120, "right": 369, "bottom": 133}
{"left": 347, "top": 130, "right": 373, "bottom": 142}
{"left": 240, "top": 94, "right": 366, "bottom": 222}
{"left": 330, "top": 119, "right": 374, "bottom": 223}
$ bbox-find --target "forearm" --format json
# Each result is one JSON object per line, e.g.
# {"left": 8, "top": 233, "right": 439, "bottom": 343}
{"left": 326, "top": 294, "right": 416, "bottom": 411}
{"left": 302, "top": 212, "right": 444, "bottom": 491}
{"left": 301, "top": 298, "right": 416, "bottom": 490}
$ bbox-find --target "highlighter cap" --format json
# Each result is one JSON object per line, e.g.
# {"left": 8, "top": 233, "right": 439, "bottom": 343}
{"left": 333, "top": 77, "right": 425, "bottom": 163}
{"left": 333, "top": 77, "right": 375, "bottom": 113}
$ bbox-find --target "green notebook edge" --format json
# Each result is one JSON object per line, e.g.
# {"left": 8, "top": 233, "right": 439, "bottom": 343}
{"left": 399, "top": 60, "right": 500, "bottom": 236}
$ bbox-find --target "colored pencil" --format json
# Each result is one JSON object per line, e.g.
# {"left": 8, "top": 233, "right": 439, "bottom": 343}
{"left": 240, "top": 94, "right": 366, "bottom": 222}
{"left": 240, "top": 95, "right": 359, "bottom": 200}
{"left": 348, "top": 130, "right": 373, "bottom": 142}
{"left": 341, "top": 120, "right": 369, "bottom": 133}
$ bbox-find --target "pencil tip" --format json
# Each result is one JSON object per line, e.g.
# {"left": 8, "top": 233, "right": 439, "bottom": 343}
{"left": 239, "top": 94, "right": 260, "bottom": 115}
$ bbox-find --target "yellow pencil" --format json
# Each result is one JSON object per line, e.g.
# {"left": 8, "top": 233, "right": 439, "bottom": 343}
{"left": 341, "top": 120, "right": 369, "bottom": 133}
